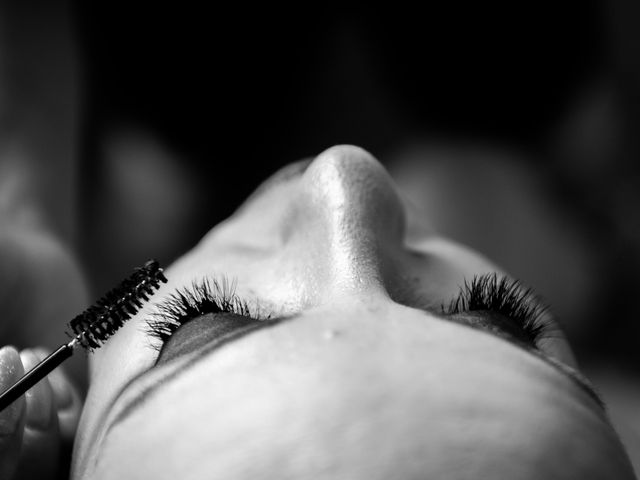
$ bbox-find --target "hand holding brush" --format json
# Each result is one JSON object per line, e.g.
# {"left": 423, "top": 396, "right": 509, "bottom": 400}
{"left": 0, "top": 260, "right": 166, "bottom": 479}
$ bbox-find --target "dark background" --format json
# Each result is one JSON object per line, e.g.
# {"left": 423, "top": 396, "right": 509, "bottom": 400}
{"left": 76, "top": 3, "right": 607, "bottom": 201}
{"left": 73, "top": 2, "right": 640, "bottom": 364}
{"left": 4, "top": 0, "right": 638, "bottom": 375}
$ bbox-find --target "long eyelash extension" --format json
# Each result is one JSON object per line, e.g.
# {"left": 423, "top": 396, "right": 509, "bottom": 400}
{"left": 442, "top": 273, "right": 552, "bottom": 345}
{"left": 145, "top": 276, "right": 264, "bottom": 347}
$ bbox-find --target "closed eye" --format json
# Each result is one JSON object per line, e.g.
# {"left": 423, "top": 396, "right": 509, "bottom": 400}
{"left": 144, "top": 276, "right": 270, "bottom": 349}
{"left": 143, "top": 272, "right": 604, "bottom": 409}
{"left": 441, "top": 273, "right": 553, "bottom": 349}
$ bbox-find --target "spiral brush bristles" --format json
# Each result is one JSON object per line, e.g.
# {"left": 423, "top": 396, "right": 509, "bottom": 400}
{"left": 67, "top": 260, "right": 168, "bottom": 350}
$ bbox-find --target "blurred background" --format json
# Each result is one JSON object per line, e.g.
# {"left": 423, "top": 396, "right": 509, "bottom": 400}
{"left": 0, "top": 0, "right": 638, "bottom": 471}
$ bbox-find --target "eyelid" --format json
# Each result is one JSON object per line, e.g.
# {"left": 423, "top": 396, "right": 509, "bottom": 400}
{"left": 447, "top": 310, "right": 546, "bottom": 347}
{"left": 144, "top": 274, "right": 605, "bottom": 412}
{"left": 104, "top": 313, "right": 293, "bottom": 440}
{"left": 153, "top": 313, "right": 280, "bottom": 366}
{"left": 436, "top": 309, "right": 606, "bottom": 410}
{"left": 442, "top": 273, "right": 551, "bottom": 348}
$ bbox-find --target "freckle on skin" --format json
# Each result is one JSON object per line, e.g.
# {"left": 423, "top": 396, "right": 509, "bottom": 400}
{"left": 323, "top": 329, "right": 340, "bottom": 340}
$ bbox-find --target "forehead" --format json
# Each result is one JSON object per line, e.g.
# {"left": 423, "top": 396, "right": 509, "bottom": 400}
{"left": 93, "top": 306, "right": 612, "bottom": 479}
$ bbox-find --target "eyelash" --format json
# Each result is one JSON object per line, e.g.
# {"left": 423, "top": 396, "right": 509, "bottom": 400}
{"left": 145, "top": 277, "right": 265, "bottom": 347}
{"left": 442, "top": 273, "right": 552, "bottom": 347}
{"left": 145, "top": 273, "right": 551, "bottom": 350}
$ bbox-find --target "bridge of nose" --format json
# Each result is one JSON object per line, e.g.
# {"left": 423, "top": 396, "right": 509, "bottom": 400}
{"left": 282, "top": 146, "right": 407, "bottom": 299}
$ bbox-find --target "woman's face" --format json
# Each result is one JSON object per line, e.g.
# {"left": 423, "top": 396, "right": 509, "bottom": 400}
{"left": 72, "top": 146, "right": 634, "bottom": 479}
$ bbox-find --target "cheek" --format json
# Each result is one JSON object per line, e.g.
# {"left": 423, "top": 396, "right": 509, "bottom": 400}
{"left": 401, "top": 237, "right": 502, "bottom": 305}
{"left": 89, "top": 316, "right": 155, "bottom": 389}
{"left": 87, "top": 268, "right": 188, "bottom": 392}
{"left": 76, "top": 310, "right": 162, "bottom": 470}
{"left": 410, "top": 238, "right": 579, "bottom": 367}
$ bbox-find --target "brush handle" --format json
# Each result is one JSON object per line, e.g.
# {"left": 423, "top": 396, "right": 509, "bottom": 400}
{"left": 0, "top": 343, "right": 73, "bottom": 412}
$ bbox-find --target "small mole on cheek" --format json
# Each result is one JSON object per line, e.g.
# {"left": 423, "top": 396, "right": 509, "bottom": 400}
{"left": 323, "top": 329, "right": 341, "bottom": 340}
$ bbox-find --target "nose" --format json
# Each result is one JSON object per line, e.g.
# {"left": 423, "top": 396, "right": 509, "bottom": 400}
{"left": 288, "top": 145, "right": 407, "bottom": 296}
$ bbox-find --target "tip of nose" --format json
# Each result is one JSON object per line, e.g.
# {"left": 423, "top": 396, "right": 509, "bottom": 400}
{"left": 307, "top": 145, "right": 383, "bottom": 180}
{"left": 301, "top": 145, "right": 406, "bottom": 241}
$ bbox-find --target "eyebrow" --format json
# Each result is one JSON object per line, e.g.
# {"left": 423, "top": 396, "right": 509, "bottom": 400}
{"left": 106, "top": 309, "right": 606, "bottom": 433}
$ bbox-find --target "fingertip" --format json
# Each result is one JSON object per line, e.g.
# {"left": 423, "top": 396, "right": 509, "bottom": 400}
{"left": 0, "top": 346, "right": 24, "bottom": 384}
{"left": 0, "top": 346, "right": 25, "bottom": 480}
{"left": 13, "top": 347, "right": 62, "bottom": 480}
{"left": 31, "top": 347, "right": 82, "bottom": 439}
{"left": 0, "top": 346, "right": 26, "bottom": 434}
{"left": 19, "top": 349, "right": 57, "bottom": 432}
{"left": 30, "top": 347, "right": 73, "bottom": 409}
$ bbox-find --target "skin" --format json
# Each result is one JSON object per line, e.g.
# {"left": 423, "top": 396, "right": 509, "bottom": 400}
{"left": 69, "top": 145, "right": 634, "bottom": 479}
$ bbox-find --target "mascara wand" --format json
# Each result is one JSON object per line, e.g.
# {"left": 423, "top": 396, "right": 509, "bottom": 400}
{"left": 0, "top": 259, "right": 167, "bottom": 412}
